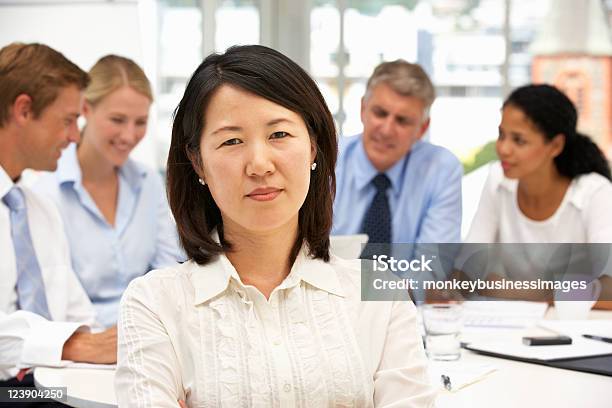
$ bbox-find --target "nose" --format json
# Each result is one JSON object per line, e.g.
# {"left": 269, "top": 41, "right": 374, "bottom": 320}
{"left": 380, "top": 116, "right": 394, "bottom": 138}
{"left": 496, "top": 137, "right": 511, "bottom": 158}
{"left": 68, "top": 122, "right": 80, "bottom": 144}
{"left": 245, "top": 140, "right": 275, "bottom": 177}
{"left": 119, "top": 122, "right": 139, "bottom": 145}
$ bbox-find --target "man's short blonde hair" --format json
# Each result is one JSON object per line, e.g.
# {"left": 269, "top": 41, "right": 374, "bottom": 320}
{"left": 364, "top": 60, "right": 435, "bottom": 118}
{"left": 0, "top": 42, "right": 89, "bottom": 128}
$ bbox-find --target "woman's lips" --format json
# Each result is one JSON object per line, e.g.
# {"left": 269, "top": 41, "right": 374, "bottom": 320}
{"left": 246, "top": 188, "right": 282, "bottom": 202}
{"left": 501, "top": 161, "right": 513, "bottom": 171}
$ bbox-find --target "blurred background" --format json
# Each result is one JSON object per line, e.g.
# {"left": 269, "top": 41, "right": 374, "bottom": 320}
{"left": 1, "top": 0, "right": 611, "bottom": 233}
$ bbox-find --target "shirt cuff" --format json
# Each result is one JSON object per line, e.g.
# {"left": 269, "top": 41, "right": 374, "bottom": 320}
{"left": 20, "top": 321, "right": 87, "bottom": 367}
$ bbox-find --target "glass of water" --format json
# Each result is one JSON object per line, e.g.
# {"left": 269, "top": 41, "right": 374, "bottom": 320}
{"left": 422, "top": 303, "right": 463, "bottom": 361}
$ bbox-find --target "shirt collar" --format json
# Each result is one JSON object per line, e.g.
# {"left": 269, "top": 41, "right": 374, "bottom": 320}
{"left": 286, "top": 246, "right": 345, "bottom": 297}
{"left": 565, "top": 177, "right": 587, "bottom": 210}
{"left": 351, "top": 134, "right": 412, "bottom": 196}
{"left": 192, "top": 235, "right": 345, "bottom": 305}
{"left": 56, "top": 143, "right": 147, "bottom": 193}
{"left": 56, "top": 144, "right": 82, "bottom": 185}
{"left": 0, "top": 165, "right": 14, "bottom": 201}
{"left": 119, "top": 158, "right": 147, "bottom": 193}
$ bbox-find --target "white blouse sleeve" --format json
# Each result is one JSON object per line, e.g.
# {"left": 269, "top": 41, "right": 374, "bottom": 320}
{"left": 582, "top": 180, "right": 612, "bottom": 279}
{"left": 115, "top": 277, "right": 185, "bottom": 408}
{"left": 464, "top": 163, "right": 501, "bottom": 243}
{"left": 373, "top": 300, "right": 436, "bottom": 407}
{"left": 584, "top": 181, "right": 612, "bottom": 243}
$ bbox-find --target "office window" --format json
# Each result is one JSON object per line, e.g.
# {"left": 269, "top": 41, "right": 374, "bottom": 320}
{"left": 156, "top": 0, "right": 203, "bottom": 167}
{"left": 215, "top": 0, "right": 260, "bottom": 52}
{"left": 154, "top": 0, "right": 263, "bottom": 168}
{"left": 308, "top": 0, "right": 555, "bottom": 161}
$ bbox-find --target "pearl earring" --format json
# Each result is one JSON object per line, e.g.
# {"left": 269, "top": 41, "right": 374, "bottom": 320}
{"left": 311, "top": 162, "right": 317, "bottom": 171}
{"left": 198, "top": 178, "right": 206, "bottom": 186}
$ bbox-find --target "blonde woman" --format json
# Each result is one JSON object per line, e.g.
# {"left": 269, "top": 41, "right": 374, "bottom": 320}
{"left": 35, "top": 55, "right": 183, "bottom": 327}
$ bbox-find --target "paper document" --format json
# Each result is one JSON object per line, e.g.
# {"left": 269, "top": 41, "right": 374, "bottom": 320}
{"left": 466, "top": 332, "right": 612, "bottom": 361}
{"left": 538, "top": 320, "right": 612, "bottom": 338}
{"left": 429, "top": 361, "right": 497, "bottom": 392}
{"left": 463, "top": 301, "right": 548, "bottom": 329}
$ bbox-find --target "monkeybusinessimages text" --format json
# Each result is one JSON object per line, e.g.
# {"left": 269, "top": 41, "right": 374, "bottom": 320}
{"left": 369, "top": 254, "right": 589, "bottom": 293}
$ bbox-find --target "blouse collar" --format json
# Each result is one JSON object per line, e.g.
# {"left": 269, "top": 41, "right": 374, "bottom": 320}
{"left": 191, "top": 237, "right": 345, "bottom": 305}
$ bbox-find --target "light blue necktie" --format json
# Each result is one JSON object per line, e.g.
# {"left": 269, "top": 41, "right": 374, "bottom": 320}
{"left": 3, "top": 186, "right": 52, "bottom": 320}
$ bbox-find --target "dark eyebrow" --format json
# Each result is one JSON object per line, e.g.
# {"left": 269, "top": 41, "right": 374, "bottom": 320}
{"left": 211, "top": 118, "right": 295, "bottom": 135}
{"left": 211, "top": 125, "right": 242, "bottom": 135}
{"left": 267, "top": 118, "right": 294, "bottom": 126}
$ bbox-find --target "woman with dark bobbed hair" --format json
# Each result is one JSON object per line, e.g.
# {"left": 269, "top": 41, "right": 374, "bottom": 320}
{"left": 115, "top": 45, "right": 434, "bottom": 407}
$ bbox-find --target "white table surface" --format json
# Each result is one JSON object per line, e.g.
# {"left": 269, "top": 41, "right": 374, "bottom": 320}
{"left": 436, "top": 308, "right": 612, "bottom": 408}
{"left": 34, "top": 366, "right": 116, "bottom": 408}
{"left": 34, "top": 308, "right": 612, "bottom": 408}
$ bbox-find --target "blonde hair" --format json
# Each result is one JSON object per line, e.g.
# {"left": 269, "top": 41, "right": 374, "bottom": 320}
{"left": 365, "top": 60, "right": 435, "bottom": 118}
{"left": 0, "top": 42, "right": 89, "bottom": 128}
{"left": 85, "top": 55, "right": 152, "bottom": 106}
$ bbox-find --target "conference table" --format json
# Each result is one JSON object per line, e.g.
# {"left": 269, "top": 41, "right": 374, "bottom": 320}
{"left": 34, "top": 308, "right": 612, "bottom": 408}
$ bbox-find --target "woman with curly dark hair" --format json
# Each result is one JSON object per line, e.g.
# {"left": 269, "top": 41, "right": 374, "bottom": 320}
{"left": 463, "top": 84, "right": 612, "bottom": 308}
{"left": 467, "top": 83, "right": 611, "bottom": 242}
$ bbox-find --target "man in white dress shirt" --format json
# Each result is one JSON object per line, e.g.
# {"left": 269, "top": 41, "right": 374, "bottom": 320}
{"left": 0, "top": 43, "right": 117, "bottom": 393}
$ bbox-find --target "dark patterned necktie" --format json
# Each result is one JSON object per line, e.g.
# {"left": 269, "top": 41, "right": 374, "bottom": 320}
{"left": 361, "top": 173, "right": 392, "bottom": 243}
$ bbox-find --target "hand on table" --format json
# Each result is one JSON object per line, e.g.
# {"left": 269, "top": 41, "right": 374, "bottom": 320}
{"left": 62, "top": 326, "right": 117, "bottom": 364}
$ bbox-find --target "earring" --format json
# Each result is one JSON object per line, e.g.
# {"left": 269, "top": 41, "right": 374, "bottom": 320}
{"left": 311, "top": 162, "right": 317, "bottom": 171}
{"left": 198, "top": 178, "right": 206, "bottom": 186}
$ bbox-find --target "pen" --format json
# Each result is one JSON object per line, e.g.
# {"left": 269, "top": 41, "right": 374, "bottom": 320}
{"left": 441, "top": 374, "right": 452, "bottom": 391}
{"left": 582, "top": 334, "right": 612, "bottom": 343}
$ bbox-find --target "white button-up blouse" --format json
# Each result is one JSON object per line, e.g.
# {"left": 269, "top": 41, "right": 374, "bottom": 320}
{"left": 115, "top": 248, "right": 435, "bottom": 408}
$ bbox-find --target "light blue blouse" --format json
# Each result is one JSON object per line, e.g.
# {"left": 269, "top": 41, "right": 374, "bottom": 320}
{"left": 34, "top": 145, "right": 184, "bottom": 327}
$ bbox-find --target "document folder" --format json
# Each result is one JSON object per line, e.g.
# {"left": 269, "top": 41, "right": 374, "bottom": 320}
{"left": 464, "top": 345, "right": 612, "bottom": 377}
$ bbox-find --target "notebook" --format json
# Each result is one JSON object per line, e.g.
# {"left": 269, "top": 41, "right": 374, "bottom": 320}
{"left": 465, "top": 334, "right": 612, "bottom": 361}
{"left": 465, "top": 323, "right": 612, "bottom": 377}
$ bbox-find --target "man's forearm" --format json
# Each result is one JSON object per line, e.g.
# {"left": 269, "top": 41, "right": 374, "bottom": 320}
{"left": 61, "top": 326, "right": 117, "bottom": 363}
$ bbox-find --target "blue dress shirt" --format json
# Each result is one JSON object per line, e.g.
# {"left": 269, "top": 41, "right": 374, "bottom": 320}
{"left": 34, "top": 145, "right": 185, "bottom": 327}
{"left": 333, "top": 134, "right": 463, "bottom": 245}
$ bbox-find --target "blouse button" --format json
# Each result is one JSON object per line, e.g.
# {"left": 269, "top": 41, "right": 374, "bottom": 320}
{"left": 273, "top": 339, "right": 281, "bottom": 346}
{"left": 283, "top": 383, "right": 291, "bottom": 393}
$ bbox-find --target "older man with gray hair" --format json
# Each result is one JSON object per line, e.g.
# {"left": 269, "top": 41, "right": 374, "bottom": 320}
{"left": 333, "top": 60, "right": 462, "bottom": 248}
